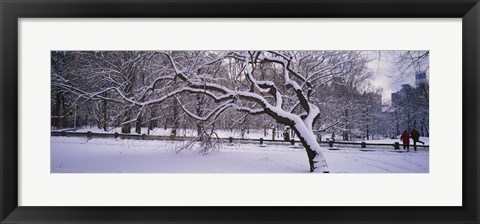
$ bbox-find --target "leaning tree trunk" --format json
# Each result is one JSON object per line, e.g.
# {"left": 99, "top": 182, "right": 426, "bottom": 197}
{"left": 292, "top": 122, "right": 329, "bottom": 173}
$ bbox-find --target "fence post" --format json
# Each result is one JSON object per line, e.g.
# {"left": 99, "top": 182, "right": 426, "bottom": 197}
{"left": 142, "top": 134, "right": 146, "bottom": 140}
{"left": 260, "top": 138, "right": 263, "bottom": 145}
{"left": 61, "top": 131, "right": 66, "bottom": 137}
{"left": 114, "top": 132, "right": 119, "bottom": 139}
{"left": 290, "top": 139, "right": 295, "bottom": 145}
{"left": 86, "top": 131, "right": 92, "bottom": 139}
{"left": 394, "top": 142, "right": 400, "bottom": 150}
{"left": 272, "top": 127, "right": 276, "bottom": 141}
{"left": 329, "top": 140, "right": 333, "bottom": 148}
{"left": 229, "top": 137, "right": 233, "bottom": 143}
{"left": 361, "top": 142, "right": 366, "bottom": 148}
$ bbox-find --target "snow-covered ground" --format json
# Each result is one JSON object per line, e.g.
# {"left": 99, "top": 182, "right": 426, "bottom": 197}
{"left": 51, "top": 136, "right": 429, "bottom": 173}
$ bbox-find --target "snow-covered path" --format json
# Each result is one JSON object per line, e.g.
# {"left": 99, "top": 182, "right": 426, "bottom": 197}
{"left": 323, "top": 148, "right": 428, "bottom": 173}
{"left": 51, "top": 137, "right": 428, "bottom": 173}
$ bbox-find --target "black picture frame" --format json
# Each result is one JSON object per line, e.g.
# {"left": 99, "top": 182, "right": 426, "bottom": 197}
{"left": 1, "top": 0, "right": 479, "bottom": 223}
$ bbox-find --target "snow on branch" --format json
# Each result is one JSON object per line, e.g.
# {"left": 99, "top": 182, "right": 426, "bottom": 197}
{"left": 243, "top": 59, "right": 283, "bottom": 108}
{"left": 176, "top": 97, "right": 234, "bottom": 122}
{"left": 262, "top": 54, "right": 311, "bottom": 114}
{"left": 235, "top": 106, "right": 265, "bottom": 115}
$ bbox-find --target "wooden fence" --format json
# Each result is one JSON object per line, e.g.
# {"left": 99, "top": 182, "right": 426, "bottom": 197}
{"left": 51, "top": 131, "right": 429, "bottom": 151}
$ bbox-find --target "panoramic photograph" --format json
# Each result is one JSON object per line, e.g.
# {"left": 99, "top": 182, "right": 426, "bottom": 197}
{"left": 50, "top": 50, "right": 429, "bottom": 173}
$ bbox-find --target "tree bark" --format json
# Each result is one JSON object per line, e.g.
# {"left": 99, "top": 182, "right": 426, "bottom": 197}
{"left": 103, "top": 94, "right": 107, "bottom": 132}
{"left": 292, "top": 122, "right": 329, "bottom": 173}
{"left": 54, "top": 93, "right": 62, "bottom": 129}
{"left": 135, "top": 115, "right": 142, "bottom": 134}
{"left": 121, "top": 110, "right": 131, "bottom": 133}
{"left": 61, "top": 94, "right": 67, "bottom": 128}
{"left": 171, "top": 99, "right": 179, "bottom": 136}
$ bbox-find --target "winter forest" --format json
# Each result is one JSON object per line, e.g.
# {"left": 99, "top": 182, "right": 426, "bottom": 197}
{"left": 51, "top": 51, "right": 429, "bottom": 173}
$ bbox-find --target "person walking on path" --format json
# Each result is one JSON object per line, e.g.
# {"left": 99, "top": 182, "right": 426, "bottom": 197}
{"left": 410, "top": 128, "right": 425, "bottom": 151}
{"left": 400, "top": 130, "right": 410, "bottom": 151}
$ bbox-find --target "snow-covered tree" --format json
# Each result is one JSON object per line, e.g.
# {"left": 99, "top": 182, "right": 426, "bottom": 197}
{"left": 53, "top": 50, "right": 371, "bottom": 173}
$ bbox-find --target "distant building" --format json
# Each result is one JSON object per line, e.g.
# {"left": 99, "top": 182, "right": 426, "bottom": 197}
{"left": 391, "top": 84, "right": 413, "bottom": 106}
{"left": 363, "top": 92, "right": 382, "bottom": 112}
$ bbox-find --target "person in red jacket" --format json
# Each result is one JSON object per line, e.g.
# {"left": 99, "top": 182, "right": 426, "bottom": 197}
{"left": 400, "top": 130, "right": 411, "bottom": 151}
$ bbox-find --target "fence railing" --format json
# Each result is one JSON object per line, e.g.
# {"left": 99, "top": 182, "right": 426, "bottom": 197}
{"left": 51, "top": 131, "right": 429, "bottom": 151}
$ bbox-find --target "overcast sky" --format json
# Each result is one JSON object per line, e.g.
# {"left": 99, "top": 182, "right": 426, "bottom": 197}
{"left": 365, "top": 51, "right": 422, "bottom": 104}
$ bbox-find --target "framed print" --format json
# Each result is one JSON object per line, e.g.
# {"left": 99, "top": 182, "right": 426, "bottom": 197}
{"left": 1, "top": 0, "right": 479, "bottom": 223}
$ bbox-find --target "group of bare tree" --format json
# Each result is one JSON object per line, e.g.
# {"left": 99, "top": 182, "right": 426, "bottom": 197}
{"left": 51, "top": 50, "right": 428, "bottom": 172}
{"left": 387, "top": 51, "right": 430, "bottom": 137}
